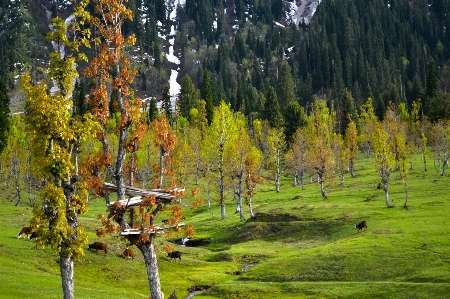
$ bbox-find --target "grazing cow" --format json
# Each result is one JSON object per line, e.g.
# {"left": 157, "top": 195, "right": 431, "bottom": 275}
{"left": 29, "top": 232, "right": 38, "bottom": 241}
{"left": 355, "top": 220, "right": 367, "bottom": 232}
{"left": 121, "top": 248, "right": 134, "bottom": 260}
{"left": 88, "top": 242, "right": 108, "bottom": 255}
{"left": 18, "top": 226, "right": 32, "bottom": 239}
{"left": 167, "top": 251, "right": 182, "bottom": 262}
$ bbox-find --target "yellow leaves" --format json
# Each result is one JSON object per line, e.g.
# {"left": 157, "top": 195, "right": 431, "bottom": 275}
{"left": 125, "top": 34, "right": 136, "bottom": 46}
{"left": 77, "top": 52, "right": 88, "bottom": 62}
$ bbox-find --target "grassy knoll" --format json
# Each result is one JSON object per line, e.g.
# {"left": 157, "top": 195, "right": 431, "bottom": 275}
{"left": 1, "top": 152, "right": 450, "bottom": 298}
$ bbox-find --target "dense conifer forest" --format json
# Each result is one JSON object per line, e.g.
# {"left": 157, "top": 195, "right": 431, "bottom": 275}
{"left": 1, "top": 0, "right": 450, "bottom": 123}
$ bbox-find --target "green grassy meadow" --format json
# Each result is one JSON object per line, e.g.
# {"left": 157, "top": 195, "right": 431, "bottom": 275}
{"left": 1, "top": 153, "right": 450, "bottom": 298}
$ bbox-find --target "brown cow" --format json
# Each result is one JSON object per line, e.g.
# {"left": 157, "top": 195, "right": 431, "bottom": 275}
{"left": 355, "top": 220, "right": 367, "bottom": 232}
{"left": 18, "top": 226, "right": 33, "bottom": 239}
{"left": 121, "top": 248, "right": 134, "bottom": 260}
{"left": 88, "top": 242, "right": 108, "bottom": 255}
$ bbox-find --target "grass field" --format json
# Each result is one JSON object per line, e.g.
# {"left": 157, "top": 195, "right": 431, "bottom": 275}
{"left": 1, "top": 152, "right": 450, "bottom": 298}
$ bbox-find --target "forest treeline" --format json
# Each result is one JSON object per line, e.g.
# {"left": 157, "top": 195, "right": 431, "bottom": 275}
{"left": 2, "top": 0, "right": 450, "bottom": 125}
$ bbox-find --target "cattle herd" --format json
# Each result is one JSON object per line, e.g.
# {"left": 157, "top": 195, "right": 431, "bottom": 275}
{"left": 18, "top": 222, "right": 367, "bottom": 260}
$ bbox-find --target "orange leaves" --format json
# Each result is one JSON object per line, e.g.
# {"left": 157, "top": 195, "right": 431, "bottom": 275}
{"left": 191, "top": 187, "right": 200, "bottom": 198}
{"left": 141, "top": 195, "right": 157, "bottom": 208}
{"left": 191, "top": 199, "right": 204, "bottom": 210}
{"left": 165, "top": 243, "right": 174, "bottom": 253}
{"left": 97, "top": 213, "right": 120, "bottom": 235}
{"left": 185, "top": 225, "right": 195, "bottom": 238}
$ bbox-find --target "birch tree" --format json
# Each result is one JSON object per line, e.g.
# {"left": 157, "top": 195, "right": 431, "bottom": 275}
{"left": 203, "top": 101, "right": 238, "bottom": 219}
{"left": 307, "top": 100, "right": 334, "bottom": 200}
{"left": 286, "top": 127, "right": 308, "bottom": 189}
{"left": 372, "top": 126, "right": 395, "bottom": 208}
{"left": 345, "top": 120, "right": 358, "bottom": 177}
{"left": 266, "top": 127, "right": 286, "bottom": 192}
{"left": 430, "top": 120, "right": 450, "bottom": 176}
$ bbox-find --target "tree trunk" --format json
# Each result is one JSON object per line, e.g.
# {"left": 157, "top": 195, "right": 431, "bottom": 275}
{"left": 300, "top": 172, "right": 305, "bottom": 190}
{"left": 349, "top": 163, "right": 356, "bottom": 178}
{"left": 293, "top": 170, "right": 298, "bottom": 186}
{"left": 248, "top": 196, "right": 254, "bottom": 217}
{"left": 275, "top": 174, "right": 280, "bottom": 192}
{"left": 139, "top": 242, "right": 163, "bottom": 299}
{"left": 59, "top": 254, "right": 74, "bottom": 299}
{"left": 403, "top": 185, "right": 409, "bottom": 209}
{"left": 237, "top": 172, "right": 245, "bottom": 221}
{"left": 320, "top": 180, "right": 328, "bottom": 200}
{"left": 383, "top": 183, "right": 393, "bottom": 208}
{"left": 440, "top": 155, "right": 448, "bottom": 176}
{"left": 158, "top": 147, "right": 165, "bottom": 188}
{"left": 115, "top": 125, "right": 128, "bottom": 202}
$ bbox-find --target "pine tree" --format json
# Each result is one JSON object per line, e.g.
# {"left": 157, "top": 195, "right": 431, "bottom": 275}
{"left": 262, "top": 86, "right": 283, "bottom": 128}
{"left": 276, "top": 61, "right": 296, "bottom": 108}
{"left": 201, "top": 70, "right": 214, "bottom": 125}
{"left": 177, "top": 75, "right": 197, "bottom": 119}
{"left": 161, "top": 84, "right": 172, "bottom": 119}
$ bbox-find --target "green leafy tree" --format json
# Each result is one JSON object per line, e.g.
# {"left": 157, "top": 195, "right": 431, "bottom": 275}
{"left": 358, "top": 98, "right": 378, "bottom": 156}
{"left": 430, "top": 120, "right": 450, "bottom": 176}
{"left": 345, "top": 120, "right": 358, "bottom": 178}
{"left": 266, "top": 126, "right": 286, "bottom": 192}
{"left": 307, "top": 99, "right": 335, "bottom": 200}
{"left": 372, "top": 126, "right": 395, "bottom": 208}
{"left": 0, "top": 78, "right": 10, "bottom": 153}
{"left": 203, "top": 101, "right": 238, "bottom": 219}
{"left": 0, "top": 114, "right": 31, "bottom": 206}
{"left": 286, "top": 127, "right": 308, "bottom": 189}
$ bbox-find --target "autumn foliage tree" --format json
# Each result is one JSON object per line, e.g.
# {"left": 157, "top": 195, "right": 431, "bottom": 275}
{"left": 20, "top": 16, "right": 100, "bottom": 299}
{"left": 75, "top": 1, "right": 179, "bottom": 298}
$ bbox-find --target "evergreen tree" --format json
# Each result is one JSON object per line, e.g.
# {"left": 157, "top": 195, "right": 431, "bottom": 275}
{"left": 161, "top": 84, "right": 172, "bottom": 119}
{"left": 276, "top": 61, "right": 296, "bottom": 108}
{"left": 284, "top": 101, "right": 307, "bottom": 142}
{"left": 177, "top": 75, "right": 197, "bottom": 119}
{"left": 262, "top": 86, "right": 283, "bottom": 128}
{"left": 201, "top": 70, "right": 214, "bottom": 125}
{"left": 425, "top": 58, "right": 439, "bottom": 116}
{"left": 73, "top": 79, "right": 87, "bottom": 116}
{"left": 148, "top": 98, "right": 159, "bottom": 123}
{"left": 0, "top": 78, "right": 10, "bottom": 153}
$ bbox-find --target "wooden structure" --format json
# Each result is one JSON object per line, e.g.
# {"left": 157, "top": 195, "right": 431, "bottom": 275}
{"left": 103, "top": 182, "right": 183, "bottom": 236}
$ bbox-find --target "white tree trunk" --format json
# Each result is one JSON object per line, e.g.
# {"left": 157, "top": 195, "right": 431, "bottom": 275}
{"left": 140, "top": 243, "right": 163, "bottom": 299}
{"left": 60, "top": 255, "right": 74, "bottom": 299}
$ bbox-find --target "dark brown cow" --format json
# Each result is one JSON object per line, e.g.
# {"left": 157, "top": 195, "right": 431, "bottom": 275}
{"left": 121, "top": 248, "right": 134, "bottom": 260}
{"left": 18, "top": 226, "right": 32, "bottom": 239}
{"left": 355, "top": 220, "right": 367, "bottom": 232}
{"left": 167, "top": 251, "right": 182, "bottom": 262}
{"left": 88, "top": 242, "right": 108, "bottom": 255}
